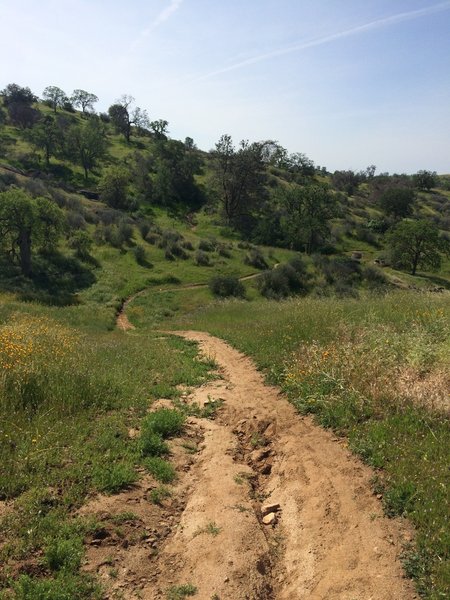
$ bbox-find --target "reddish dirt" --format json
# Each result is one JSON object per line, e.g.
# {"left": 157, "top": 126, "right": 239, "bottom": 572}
{"left": 81, "top": 331, "right": 417, "bottom": 599}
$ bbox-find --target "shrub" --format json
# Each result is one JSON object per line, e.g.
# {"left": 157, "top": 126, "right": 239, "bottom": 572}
{"left": 68, "top": 230, "right": 92, "bottom": 260}
{"left": 257, "top": 257, "right": 309, "bottom": 299}
{"left": 198, "top": 238, "right": 215, "bottom": 252}
{"left": 182, "top": 240, "right": 194, "bottom": 251}
{"left": 138, "top": 221, "right": 151, "bottom": 240}
{"left": 363, "top": 265, "right": 389, "bottom": 290}
{"left": 133, "top": 245, "right": 148, "bottom": 265}
{"left": 195, "top": 250, "right": 211, "bottom": 266}
{"left": 144, "top": 457, "right": 176, "bottom": 483}
{"left": 44, "top": 537, "right": 83, "bottom": 572}
{"left": 244, "top": 248, "right": 268, "bottom": 270}
{"left": 92, "top": 462, "right": 137, "bottom": 493}
{"left": 209, "top": 275, "right": 245, "bottom": 298}
{"left": 216, "top": 243, "right": 232, "bottom": 258}
{"left": 142, "top": 409, "right": 185, "bottom": 438}
{"left": 140, "top": 432, "right": 169, "bottom": 457}
{"left": 118, "top": 220, "right": 133, "bottom": 244}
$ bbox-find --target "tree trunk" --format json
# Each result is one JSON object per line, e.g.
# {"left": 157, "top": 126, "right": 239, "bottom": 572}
{"left": 18, "top": 229, "right": 32, "bottom": 276}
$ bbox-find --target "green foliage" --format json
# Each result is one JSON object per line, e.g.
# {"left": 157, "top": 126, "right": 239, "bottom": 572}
{"left": 68, "top": 230, "right": 93, "bottom": 260}
{"left": 44, "top": 537, "right": 83, "bottom": 572}
{"left": 144, "top": 457, "right": 176, "bottom": 483}
{"left": 149, "top": 485, "right": 171, "bottom": 505}
{"left": 166, "top": 584, "right": 198, "bottom": 599}
{"left": 92, "top": 462, "right": 137, "bottom": 493}
{"left": 281, "top": 184, "right": 337, "bottom": 253}
{"left": 244, "top": 247, "right": 268, "bottom": 269}
{"left": 413, "top": 170, "right": 437, "bottom": 191}
{"left": 99, "top": 167, "right": 132, "bottom": 210}
{"left": 10, "top": 573, "right": 100, "bottom": 600}
{"left": 387, "top": 219, "right": 448, "bottom": 275}
{"left": 142, "top": 408, "right": 185, "bottom": 438}
{"left": 140, "top": 432, "right": 169, "bottom": 457}
{"left": 378, "top": 186, "right": 416, "bottom": 218}
{"left": 0, "top": 187, "right": 64, "bottom": 276}
{"left": 209, "top": 275, "right": 245, "bottom": 298}
{"left": 257, "top": 256, "right": 309, "bottom": 299}
{"left": 66, "top": 117, "right": 107, "bottom": 180}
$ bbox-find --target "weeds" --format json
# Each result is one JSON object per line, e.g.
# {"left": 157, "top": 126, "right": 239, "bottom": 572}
{"left": 166, "top": 584, "right": 197, "bottom": 599}
{"left": 144, "top": 457, "right": 176, "bottom": 483}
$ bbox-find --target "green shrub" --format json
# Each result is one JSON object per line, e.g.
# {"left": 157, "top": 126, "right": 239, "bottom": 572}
{"left": 92, "top": 462, "right": 137, "bottom": 493}
{"left": 44, "top": 537, "right": 83, "bottom": 572}
{"left": 257, "top": 257, "right": 309, "bottom": 299}
{"left": 12, "top": 573, "right": 100, "bottom": 600}
{"left": 244, "top": 248, "right": 268, "bottom": 269}
{"left": 195, "top": 250, "right": 211, "bottom": 266}
{"left": 198, "top": 238, "right": 215, "bottom": 252}
{"left": 140, "top": 431, "right": 169, "bottom": 457}
{"left": 142, "top": 408, "right": 185, "bottom": 438}
{"left": 144, "top": 457, "right": 176, "bottom": 483}
{"left": 149, "top": 485, "right": 172, "bottom": 505}
{"left": 209, "top": 275, "right": 245, "bottom": 298}
{"left": 133, "top": 244, "right": 148, "bottom": 265}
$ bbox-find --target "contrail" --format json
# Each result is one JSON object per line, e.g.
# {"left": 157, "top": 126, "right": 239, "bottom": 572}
{"left": 129, "top": 0, "right": 184, "bottom": 52}
{"left": 193, "top": 1, "right": 450, "bottom": 82}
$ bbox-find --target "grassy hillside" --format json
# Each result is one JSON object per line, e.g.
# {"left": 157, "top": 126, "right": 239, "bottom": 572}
{"left": 0, "top": 87, "right": 449, "bottom": 599}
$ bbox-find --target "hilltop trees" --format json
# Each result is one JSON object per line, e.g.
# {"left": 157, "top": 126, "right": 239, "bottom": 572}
{"left": 71, "top": 89, "right": 99, "bottom": 115}
{"left": 42, "top": 86, "right": 67, "bottom": 113}
{"left": 1, "top": 83, "right": 39, "bottom": 128}
{"left": 0, "top": 188, "right": 64, "bottom": 276}
{"left": 108, "top": 95, "right": 149, "bottom": 142}
{"left": 413, "top": 170, "right": 437, "bottom": 191}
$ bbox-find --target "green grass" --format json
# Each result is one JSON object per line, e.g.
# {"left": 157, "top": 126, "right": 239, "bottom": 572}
{"left": 143, "top": 457, "right": 177, "bottom": 483}
{"left": 166, "top": 584, "right": 197, "bottom": 599}
{"left": 0, "top": 304, "right": 212, "bottom": 597}
{"left": 169, "top": 290, "right": 450, "bottom": 599}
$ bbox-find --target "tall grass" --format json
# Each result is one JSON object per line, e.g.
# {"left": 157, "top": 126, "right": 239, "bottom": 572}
{"left": 175, "top": 290, "right": 450, "bottom": 599}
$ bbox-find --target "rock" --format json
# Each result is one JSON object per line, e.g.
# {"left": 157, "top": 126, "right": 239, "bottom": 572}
{"left": 262, "top": 512, "right": 277, "bottom": 525}
{"left": 261, "top": 502, "right": 281, "bottom": 516}
{"left": 249, "top": 448, "right": 270, "bottom": 462}
{"left": 260, "top": 463, "right": 272, "bottom": 475}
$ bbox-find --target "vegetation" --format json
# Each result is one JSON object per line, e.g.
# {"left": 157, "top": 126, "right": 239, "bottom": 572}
{"left": 0, "top": 79, "right": 449, "bottom": 599}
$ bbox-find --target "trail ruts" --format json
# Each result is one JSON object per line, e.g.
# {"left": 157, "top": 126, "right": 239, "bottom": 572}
{"left": 141, "top": 331, "right": 417, "bottom": 600}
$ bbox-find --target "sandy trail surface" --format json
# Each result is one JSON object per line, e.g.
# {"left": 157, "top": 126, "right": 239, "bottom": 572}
{"left": 83, "top": 330, "right": 417, "bottom": 599}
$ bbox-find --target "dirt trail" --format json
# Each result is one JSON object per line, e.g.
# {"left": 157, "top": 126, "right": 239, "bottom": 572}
{"left": 83, "top": 331, "right": 416, "bottom": 599}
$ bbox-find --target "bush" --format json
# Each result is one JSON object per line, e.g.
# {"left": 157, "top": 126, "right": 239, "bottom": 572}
{"left": 45, "top": 537, "right": 83, "bottom": 572}
{"left": 142, "top": 409, "right": 185, "bottom": 438}
{"left": 195, "top": 250, "right": 211, "bottom": 266}
{"left": 363, "top": 265, "right": 389, "bottom": 290}
{"left": 257, "top": 257, "right": 309, "bottom": 300}
{"left": 209, "top": 275, "right": 245, "bottom": 298}
{"left": 133, "top": 245, "right": 148, "bottom": 266}
{"left": 244, "top": 248, "right": 268, "bottom": 270}
{"left": 68, "top": 231, "right": 93, "bottom": 260}
{"left": 138, "top": 221, "right": 151, "bottom": 240}
{"left": 140, "top": 432, "right": 169, "bottom": 457}
{"left": 144, "top": 457, "right": 176, "bottom": 483}
{"left": 198, "top": 238, "right": 215, "bottom": 252}
{"left": 216, "top": 243, "right": 232, "bottom": 258}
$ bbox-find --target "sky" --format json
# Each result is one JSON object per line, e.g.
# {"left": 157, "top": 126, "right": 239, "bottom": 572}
{"left": 1, "top": 0, "right": 450, "bottom": 173}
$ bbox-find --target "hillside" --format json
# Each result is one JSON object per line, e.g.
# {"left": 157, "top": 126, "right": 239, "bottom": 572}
{"left": 0, "top": 83, "right": 449, "bottom": 600}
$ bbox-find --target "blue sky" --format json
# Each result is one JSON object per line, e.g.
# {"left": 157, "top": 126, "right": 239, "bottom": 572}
{"left": 2, "top": 0, "right": 450, "bottom": 173}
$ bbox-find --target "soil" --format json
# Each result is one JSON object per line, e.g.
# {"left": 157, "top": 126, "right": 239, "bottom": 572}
{"left": 81, "top": 331, "right": 417, "bottom": 599}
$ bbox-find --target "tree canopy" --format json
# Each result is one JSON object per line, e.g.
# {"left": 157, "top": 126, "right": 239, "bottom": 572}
{"left": 387, "top": 220, "right": 448, "bottom": 275}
